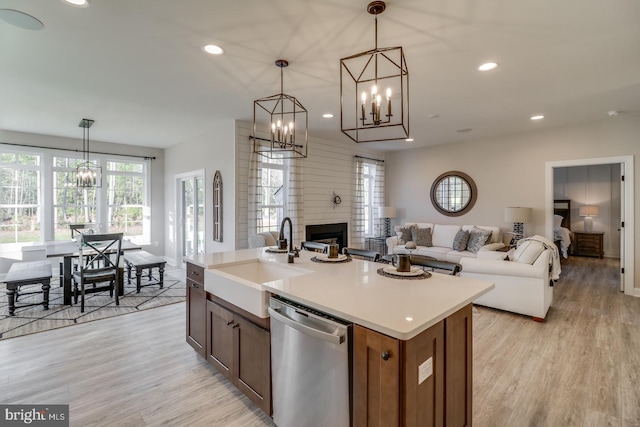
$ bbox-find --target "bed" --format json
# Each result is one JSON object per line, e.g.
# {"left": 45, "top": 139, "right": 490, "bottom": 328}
{"left": 554, "top": 199, "right": 573, "bottom": 258}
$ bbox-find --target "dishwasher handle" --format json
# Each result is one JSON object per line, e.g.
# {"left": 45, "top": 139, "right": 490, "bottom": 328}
{"left": 268, "top": 306, "right": 345, "bottom": 345}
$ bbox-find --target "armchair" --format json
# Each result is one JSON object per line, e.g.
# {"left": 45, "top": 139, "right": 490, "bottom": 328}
{"left": 460, "top": 248, "right": 553, "bottom": 321}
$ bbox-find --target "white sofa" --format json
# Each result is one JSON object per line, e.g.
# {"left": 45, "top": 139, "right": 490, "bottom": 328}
{"left": 460, "top": 242, "right": 554, "bottom": 321}
{"left": 385, "top": 223, "right": 506, "bottom": 263}
{"left": 248, "top": 231, "right": 280, "bottom": 248}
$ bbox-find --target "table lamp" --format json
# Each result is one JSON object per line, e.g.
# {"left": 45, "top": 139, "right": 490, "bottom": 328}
{"left": 579, "top": 205, "right": 599, "bottom": 232}
{"left": 504, "top": 207, "right": 532, "bottom": 247}
{"left": 378, "top": 206, "right": 397, "bottom": 237}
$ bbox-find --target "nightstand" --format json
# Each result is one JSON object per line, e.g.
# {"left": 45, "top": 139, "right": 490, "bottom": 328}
{"left": 573, "top": 232, "right": 604, "bottom": 258}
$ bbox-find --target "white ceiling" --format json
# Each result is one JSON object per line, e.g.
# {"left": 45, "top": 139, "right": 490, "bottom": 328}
{"left": 1, "top": 0, "right": 639, "bottom": 151}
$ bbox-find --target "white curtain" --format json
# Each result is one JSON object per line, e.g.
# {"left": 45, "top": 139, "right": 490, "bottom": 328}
{"left": 352, "top": 156, "right": 385, "bottom": 249}
{"left": 285, "top": 157, "right": 304, "bottom": 247}
{"left": 352, "top": 158, "right": 366, "bottom": 248}
{"left": 373, "top": 161, "right": 385, "bottom": 237}
{"left": 247, "top": 150, "right": 263, "bottom": 243}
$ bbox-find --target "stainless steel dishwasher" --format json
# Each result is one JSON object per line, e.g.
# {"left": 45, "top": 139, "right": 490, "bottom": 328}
{"left": 269, "top": 295, "right": 352, "bottom": 427}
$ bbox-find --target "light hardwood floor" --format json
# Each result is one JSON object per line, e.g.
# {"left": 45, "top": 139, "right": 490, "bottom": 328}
{"left": 1, "top": 257, "right": 638, "bottom": 426}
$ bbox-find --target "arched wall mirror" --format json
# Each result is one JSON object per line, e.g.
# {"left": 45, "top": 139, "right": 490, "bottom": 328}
{"left": 430, "top": 171, "right": 477, "bottom": 217}
{"left": 213, "top": 170, "right": 222, "bottom": 242}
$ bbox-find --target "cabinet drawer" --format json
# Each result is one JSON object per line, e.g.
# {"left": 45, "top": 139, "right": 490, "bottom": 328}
{"left": 187, "top": 263, "right": 205, "bottom": 284}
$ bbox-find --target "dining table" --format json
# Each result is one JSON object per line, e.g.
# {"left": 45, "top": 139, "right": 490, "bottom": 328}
{"left": 45, "top": 239, "right": 142, "bottom": 305}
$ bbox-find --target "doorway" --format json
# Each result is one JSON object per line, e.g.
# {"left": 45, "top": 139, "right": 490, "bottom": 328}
{"left": 176, "top": 171, "right": 205, "bottom": 266}
{"left": 545, "top": 156, "right": 634, "bottom": 296}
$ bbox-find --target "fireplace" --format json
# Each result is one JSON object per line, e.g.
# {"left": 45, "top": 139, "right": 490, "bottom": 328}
{"left": 305, "top": 223, "right": 348, "bottom": 251}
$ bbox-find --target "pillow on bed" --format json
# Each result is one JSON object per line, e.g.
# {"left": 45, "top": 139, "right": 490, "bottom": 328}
{"left": 554, "top": 214, "right": 564, "bottom": 228}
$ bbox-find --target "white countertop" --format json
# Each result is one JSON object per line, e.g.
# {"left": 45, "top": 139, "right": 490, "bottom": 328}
{"left": 187, "top": 248, "right": 494, "bottom": 340}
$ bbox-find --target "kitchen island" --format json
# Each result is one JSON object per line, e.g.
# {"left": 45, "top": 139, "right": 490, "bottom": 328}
{"left": 186, "top": 248, "right": 494, "bottom": 426}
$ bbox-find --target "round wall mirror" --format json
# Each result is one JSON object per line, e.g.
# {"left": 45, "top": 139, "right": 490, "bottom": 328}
{"left": 430, "top": 171, "right": 477, "bottom": 217}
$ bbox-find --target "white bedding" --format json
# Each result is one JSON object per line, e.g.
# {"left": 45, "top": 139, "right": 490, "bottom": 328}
{"left": 554, "top": 226, "right": 572, "bottom": 258}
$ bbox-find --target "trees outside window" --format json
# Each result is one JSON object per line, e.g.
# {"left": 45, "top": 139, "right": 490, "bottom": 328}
{"left": 0, "top": 152, "right": 41, "bottom": 243}
{"left": 0, "top": 145, "right": 150, "bottom": 246}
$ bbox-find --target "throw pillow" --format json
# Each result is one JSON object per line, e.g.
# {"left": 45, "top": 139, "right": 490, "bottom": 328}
{"left": 397, "top": 225, "right": 414, "bottom": 244}
{"left": 452, "top": 230, "right": 470, "bottom": 251}
{"left": 466, "top": 227, "right": 492, "bottom": 253}
{"left": 411, "top": 227, "right": 432, "bottom": 247}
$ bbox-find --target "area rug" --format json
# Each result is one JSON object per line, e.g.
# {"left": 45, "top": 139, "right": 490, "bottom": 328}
{"left": 0, "top": 270, "right": 186, "bottom": 340}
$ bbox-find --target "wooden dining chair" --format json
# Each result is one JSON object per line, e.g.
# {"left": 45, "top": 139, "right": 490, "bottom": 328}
{"left": 342, "top": 247, "right": 380, "bottom": 262}
{"left": 300, "top": 241, "right": 329, "bottom": 253}
{"left": 72, "top": 233, "right": 123, "bottom": 312}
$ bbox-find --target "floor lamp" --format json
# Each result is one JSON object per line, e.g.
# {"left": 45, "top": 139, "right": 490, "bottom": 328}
{"left": 505, "top": 207, "right": 532, "bottom": 248}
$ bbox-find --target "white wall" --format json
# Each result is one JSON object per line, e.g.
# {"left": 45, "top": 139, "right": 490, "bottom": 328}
{"left": 385, "top": 115, "right": 640, "bottom": 288}
{"left": 0, "top": 129, "right": 165, "bottom": 255}
{"left": 234, "top": 120, "right": 385, "bottom": 250}
{"left": 164, "top": 120, "right": 236, "bottom": 265}
{"left": 554, "top": 164, "right": 622, "bottom": 257}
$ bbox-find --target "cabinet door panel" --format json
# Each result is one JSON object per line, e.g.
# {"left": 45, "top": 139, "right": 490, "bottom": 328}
{"left": 445, "top": 304, "right": 472, "bottom": 427}
{"left": 235, "top": 317, "right": 272, "bottom": 414}
{"left": 403, "top": 321, "right": 445, "bottom": 427}
{"left": 206, "top": 301, "right": 234, "bottom": 379}
{"left": 353, "top": 325, "right": 400, "bottom": 427}
{"left": 186, "top": 278, "right": 206, "bottom": 357}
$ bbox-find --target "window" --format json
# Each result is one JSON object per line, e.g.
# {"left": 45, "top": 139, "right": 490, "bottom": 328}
{"left": 106, "top": 160, "right": 147, "bottom": 242}
{"left": 53, "top": 156, "right": 97, "bottom": 240}
{"left": 258, "top": 156, "right": 286, "bottom": 233}
{"left": 0, "top": 151, "right": 41, "bottom": 243}
{"left": 0, "top": 144, "right": 151, "bottom": 247}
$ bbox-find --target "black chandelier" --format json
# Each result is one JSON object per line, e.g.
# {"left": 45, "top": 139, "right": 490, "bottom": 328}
{"left": 252, "top": 59, "right": 308, "bottom": 159}
{"left": 340, "top": 1, "right": 409, "bottom": 143}
{"left": 75, "top": 118, "right": 102, "bottom": 187}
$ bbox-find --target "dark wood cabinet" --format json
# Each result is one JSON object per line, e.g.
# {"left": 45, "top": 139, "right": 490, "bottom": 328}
{"left": 573, "top": 232, "right": 604, "bottom": 258}
{"left": 206, "top": 298, "right": 271, "bottom": 415}
{"left": 186, "top": 262, "right": 206, "bottom": 357}
{"left": 353, "top": 304, "right": 472, "bottom": 427}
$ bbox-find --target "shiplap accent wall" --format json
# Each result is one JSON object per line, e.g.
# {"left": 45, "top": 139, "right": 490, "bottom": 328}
{"left": 235, "top": 120, "right": 385, "bottom": 250}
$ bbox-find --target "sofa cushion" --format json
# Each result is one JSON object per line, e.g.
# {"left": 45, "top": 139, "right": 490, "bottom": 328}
{"left": 414, "top": 247, "right": 450, "bottom": 260}
{"left": 512, "top": 240, "right": 545, "bottom": 264}
{"left": 411, "top": 227, "right": 432, "bottom": 247}
{"left": 431, "top": 224, "right": 461, "bottom": 248}
{"left": 452, "top": 229, "right": 470, "bottom": 251}
{"left": 445, "top": 250, "right": 477, "bottom": 263}
{"left": 467, "top": 227, "right": 493, "bottom": 253}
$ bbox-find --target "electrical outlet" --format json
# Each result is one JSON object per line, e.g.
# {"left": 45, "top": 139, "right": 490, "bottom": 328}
{"left": 418, "top": 357, "right": 433, "bottom": 385}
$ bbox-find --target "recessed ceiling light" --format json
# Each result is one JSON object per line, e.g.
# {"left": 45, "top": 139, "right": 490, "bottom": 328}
{"left": 456, "top": 128, "right": 472, "bottom": 133}
{"left": 322, "top": 113, "right": 334, "bottom": 118}
{"left": 530, "top": 115, "right": 544, "bottom": 121}
{"left": 203, "top": 44, "right": 224, "bottom": 55}
{"left": 0, "top": 9, "right": 44, "bottom": 30}
{"left": 428, "top": 114, "right": 439, "bottom": 119}
{"left": 607, "top": 110, "right": 619, "bottom": 117}
{"left": 405, "top": 138, "right": 414, "bottom": 143}
{"left": 61, "top": 0, "right": 90, "bottom": 7}
{"left": 478, "top": 62, "right": 498, "bottom": 71}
